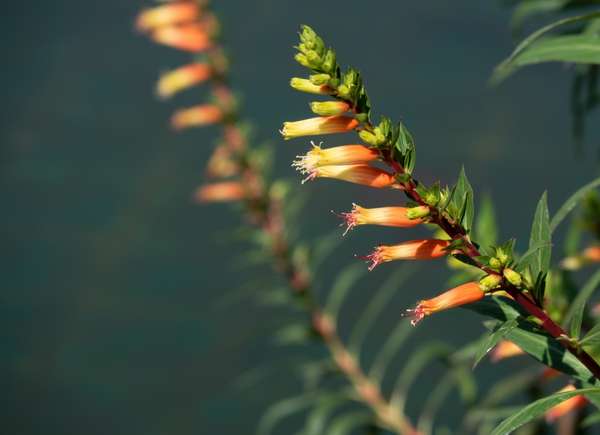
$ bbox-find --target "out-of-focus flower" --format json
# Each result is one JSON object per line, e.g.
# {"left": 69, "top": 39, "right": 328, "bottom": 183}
{"left": 490, "top": 340, "right": 524, "bottom": 362}
{"left": 560, "top": 245, "right": 600, "bottom": 271}
{"left": 206, "top": 145, "right": 238, "bottom": 178}
{"left": 293, "top": 143, "right": 378, "bottom": 174}
{"left": 408, "top": 282, "right": 485, "bottom": 325}
{"left": 136, "top": 1, "right": 200, "bottom": 32}
{"left": 364, "top": 239, "right": 450, "bottom": 271}
{"left": 194, "top": 181, "right": 245, "bottom": 202}
{"left": 280, "top": 116, "right": 359, "bottom": 140}
{"left": 545, "top": 385, "right": 587, "bottom": 422}
{"left": 171, "top": 105, "right": 223, "bottom": 130}
{"left": 151, "top": 23, "right": 212, "bottom": 52}
{"left": 339, "top": 204, "right": 425, "bottom": 235}
{"left": 156, "top": 63, "right": 212, "bottom": 99}
{"left": 302, "top": 164, "right": 398, "bottom": 188}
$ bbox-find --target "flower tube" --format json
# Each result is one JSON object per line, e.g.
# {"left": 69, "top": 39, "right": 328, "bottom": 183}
{"left": 281, "top": 116, "right": 359, "bottom": 140}
{"left": 408, "top": 282, "right": 485, "bottom": 325}
{"left": 365, "top": 239, "right": 450, "bottom": 271}
{"left": 340, "top": 204, "right": 425, "bottom": 235}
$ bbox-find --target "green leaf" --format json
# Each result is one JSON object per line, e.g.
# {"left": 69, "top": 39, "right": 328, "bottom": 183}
{"left": 581, "top": 322, "right": 600, "bottom": 348}
{"left": 302, "top": 391, "right": 352, "bottom": 435}
{"left": 326, "top": 412, "right": 372, "bottom": 435}
{"left": 451, "top": 166, "right": 475, "bottom": 232}
{"left": 478, "top": 370, "right": 539, "bottom": 408}
{"left": 368, "top": 320, "right": 415, "bottom": 384}
{"left": 258, "top": 393, "right": 316, "bottom": 435}
{"left": 348, "top": 266, "right": 415, "bottom": 354}
{"left": 493, "top": 11, "right": 600, "bottom": 83}
{"left": 564, "top": 269, "right": 600, "bottom": 339}
{"left": 510, "top": 0, "right": 570, "bottom": 33}
{"left": 581, "top": 411, "right": 600, "bottom": 428}
{"left": 390, "top": 342, "right": 453, "bottom": 408}
{"left": 465, "top": 296, "right": 598, "bottom": 385}
{"left": 325, "top": 263, "right": 366, "bottom": 320}
{"left": 474, "top": 194, "right": 498, "bottom": 251}
{"left": 550, "top": 176, "right": 600, "bottom": 233}
{"left": 273, "top": 323, "right": 313, "bottom": 345}
{"left": 472, "top": 319, "right": 519, "bottom": 369}
{"left": 491, "top": 387, "right": 600, "bottom": 435}
{"left": 526, "top": 191, "right": 552, "bottom": 279}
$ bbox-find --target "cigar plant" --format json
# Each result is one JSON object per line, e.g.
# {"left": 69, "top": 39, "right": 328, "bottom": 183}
{"left": 136, "top": 1, "right": 600, "bottom": 433}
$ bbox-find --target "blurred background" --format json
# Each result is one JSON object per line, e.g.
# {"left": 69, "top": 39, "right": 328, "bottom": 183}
{"left": 2, "top": 0, "right": 600, "bottom": 434}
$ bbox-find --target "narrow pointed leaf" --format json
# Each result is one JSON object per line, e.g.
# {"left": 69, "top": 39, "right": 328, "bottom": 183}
{"left": 472, "top": 319, "right": 519, "bottom": 369}
{"left": 564, "top": 269, "right": 600, "bottom": 339}
{"left": 550, "top": 176, "right": 600, "bottom": 233}
{"left": 325, "top": 263, "right": 366, "bottom": 319}
{"left": 491, "top": 387, "right": 600, "bottom": 435}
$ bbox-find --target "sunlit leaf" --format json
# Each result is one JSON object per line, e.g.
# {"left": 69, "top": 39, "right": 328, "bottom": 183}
{"left": 491, "top": 387, "right": 600, "bottom": 435}
{"left": 472, "top": 319, "right": 519, "bottom": 368}
{"left": 492, "top": 12, "right": 600, "bottom": 83}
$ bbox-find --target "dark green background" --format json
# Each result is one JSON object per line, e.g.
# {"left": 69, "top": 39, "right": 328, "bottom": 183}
{"left": 3, "top": 1, "right": 599, "bottom": 433}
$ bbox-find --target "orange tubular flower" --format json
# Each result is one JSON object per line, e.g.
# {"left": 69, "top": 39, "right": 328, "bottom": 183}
{"left": 151, "top": 23, "right": 212, "bottom": 52}
{"left": 157, "top": 63, "right": 212, "bottom": 99}
{"left": 340, "top": 204, "right": 425, "bottom": 235}
{"left": 194, "top": 181, "right": 245, "bottom": 203}
{"left": 408, "top": 281, "right": 485, "bottom": 325}
{"left": 490, "top": 340, "right": 524, "bottom": 362}
{"left": 545, "top": 385, "right": 588, "bottom": 422}
{"left": 206, "top": 145, "right": 238, "bottom": 178}
{"left": 365, "top": 239, "right": 450, "bottom": 271}
{"left": 303, "top": 164, "right": 398, "bottom": 188}
{"left": 171, "top": 105, "right": 223, "bottom": 130}
{"left": 293, "top": 143, "right": 379, "bottom": 175}
{"left": 280, "top": 116, "right": 359, "bottom": 140}
{"left": 136, "top": 2, "right": 200, "bottom": 33}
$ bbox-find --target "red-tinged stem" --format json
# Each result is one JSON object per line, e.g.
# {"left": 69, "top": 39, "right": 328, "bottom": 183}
{"left": 355, "top": 115, "right": 600, "bottom": 381}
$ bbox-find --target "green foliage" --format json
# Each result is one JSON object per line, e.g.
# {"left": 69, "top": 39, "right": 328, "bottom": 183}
{"left": 491, "top": 387, "right": 600, "bottom": 435}
{"left": 550, "top": 176, "right": 600, "bottom": 233}
{"left": 493, "top": 11, "right": 600, "bottom": 83}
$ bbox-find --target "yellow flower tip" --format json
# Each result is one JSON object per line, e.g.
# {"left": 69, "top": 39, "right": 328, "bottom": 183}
{"left": 545, "top": 385, "right": 587, "bottom": 423}
{"left": 194, "top": 181, "right": 245, "bottom": 203}
{"left": 151, "top": 23, "right": 212, "bottom": 53}
{"left": 310, "top": 101, "right": 351, "bottom": 116}
{"left": 280, "top": 116, "right": 359, "bottom": 140}
{"left": 407, "top": 281, "right": 484, "bottom": 325}
{"left": 364, "top": 239, "right": 451, "bottom": 271}
{"left": 338, "top": 204, "right": 424, "bottom": 235}
{"left": 135, "top": 2, "right": 200, "bottom": 33}
{"left": 560, "top": 256, "right": 583, "bottom": 271}
{"left": 171, "top": 105, "right": 223, "bottom": 131}
{"left": 490, "top": 340, "right": 524, "bottom": 362}
{"left": 156, "top": 63, "right": 212, "bottom": 99}
{"left": 292, "top": 142, "right": 379, "bottom": 175}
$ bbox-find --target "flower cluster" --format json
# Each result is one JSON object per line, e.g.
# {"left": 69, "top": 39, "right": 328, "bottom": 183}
{"left": 136, "top": 0, "right": 253, "bottom": 204}
{"left": 281, "top": 25, "right": 498, "bottom": 324}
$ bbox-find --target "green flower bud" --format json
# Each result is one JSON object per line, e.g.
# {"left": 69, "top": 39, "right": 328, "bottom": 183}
{"left": 406, "top": 206, "right": 430, "bottom": 220}
{"left": 337, "top": 84, "right": 351, "bottom": 98}
{"left": 306, "top": 50, "right": 321, "bottom": 66}
{"left": 374, "top": 128, "right": 386, "bottom": 144}
{"left": 310, "top": 74, "right": 330, "bottom": 86}
{"left": 359, "top": 130, "right": 378, "bottom": 146}
{"left": 295, "top": 53, "right": 311, "bottom": 68}
{"left": 496, "top": 248, "right": 509, "bottom": 265}
{"left": 290, "top": 78, "right": 331, "bottom": 95}
{"left": 310, "top": 101, "right": 351, "bottom": 116}
{"left": 488, "top": 257, "right": 502, "bottom": 269}
{"left": 479, "top": 274, "right": 502, "bottom": 292}
{"left": 322, "top": 50, "right": 336, "bottom": 73}
{"left": 423, "top": 192, "right": 439, "bottom": 207}
{"left": 503, "top": 268, "right": 522, "bottom": 287}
